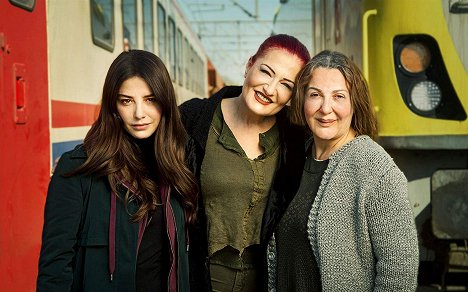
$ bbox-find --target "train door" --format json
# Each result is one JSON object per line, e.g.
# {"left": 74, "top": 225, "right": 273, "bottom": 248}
{"left": 0, "top": 0, "right": 49, "bottom": 290}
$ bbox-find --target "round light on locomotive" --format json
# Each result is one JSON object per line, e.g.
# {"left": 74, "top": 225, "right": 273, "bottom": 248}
{"left": 400, "top": 42, "right": 431, "bottom": 74}
{"left": 410, "top": 81, "right": 442, "bottom": 111}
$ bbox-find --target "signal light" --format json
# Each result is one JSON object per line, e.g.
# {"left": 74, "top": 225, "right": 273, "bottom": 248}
{"left": 393, "top": 34, "right": 466, "bottom": 120}
{"left": 410, "top": 81, "right": 442, "bottom": 112}
{"left": 399, "top": 42, "right": 431, "bottom": 74}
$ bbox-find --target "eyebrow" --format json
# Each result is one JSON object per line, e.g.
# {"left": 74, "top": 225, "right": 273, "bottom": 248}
{"left": 308, "top": 86, "right": 319, "bottom": 91}
{"left": 262, "top": 63, "right": 296, "bottom": 85}
{"left": 117, "top": 93, "right": 155, "bottom": 98}
{"left": 307, "top": 86, "right": 348, "bottom": 93}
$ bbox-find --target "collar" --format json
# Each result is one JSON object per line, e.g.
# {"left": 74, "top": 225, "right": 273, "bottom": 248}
{"left": 212, "top": 103, "right": 279, "bottom": 159}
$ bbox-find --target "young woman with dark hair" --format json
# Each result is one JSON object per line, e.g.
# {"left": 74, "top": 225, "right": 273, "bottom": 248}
{"left": 37, "top": 50, "right": 197, "bottom": 292}
{"left": 180, "top": 34, "right": 310, "bottom": 292}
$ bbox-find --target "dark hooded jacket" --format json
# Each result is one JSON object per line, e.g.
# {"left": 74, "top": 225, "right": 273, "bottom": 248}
{"left": 179, "top": 86, "right": 305, "bottom": 291}
{"left": 37, "top": 145, "right": 190, "bottom": 292}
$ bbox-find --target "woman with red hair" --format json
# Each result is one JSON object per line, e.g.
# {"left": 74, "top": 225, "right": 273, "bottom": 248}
{"left": 180, "top": 34, "right": 310, "bottom": 292}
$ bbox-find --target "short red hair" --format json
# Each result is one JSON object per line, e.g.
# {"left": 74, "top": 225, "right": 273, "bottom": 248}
{"left": 250, "top": 34, "right": 310, "bottom": 65}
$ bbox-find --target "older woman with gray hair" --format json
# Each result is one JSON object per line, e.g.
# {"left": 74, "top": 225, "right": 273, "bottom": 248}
{"left": 267, "top": 50, "right": 419, "bottom": 292}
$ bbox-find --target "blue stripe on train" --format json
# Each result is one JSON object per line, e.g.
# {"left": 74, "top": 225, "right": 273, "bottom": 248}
{"left": 52, "top": 140, "right": 83, "bottom": 166}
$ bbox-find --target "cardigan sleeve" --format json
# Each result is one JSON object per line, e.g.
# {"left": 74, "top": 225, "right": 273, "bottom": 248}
{"left": 37, "top": 153, "right": 85, "bottom": 291}
{"left": 366, "top": 166, "right": 419, "bottom": 292}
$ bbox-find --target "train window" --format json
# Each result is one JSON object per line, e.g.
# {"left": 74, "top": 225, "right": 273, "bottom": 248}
{"left": 197, "top": 54, "right": 203, "bottom": 95}
{"left": 168, "top": 17, "right": 176, "bottom": 81}
{"left": 199, "top": 55, "right": 204, "bottom": 95}
{"left": 450, "top": 0, "right": 468, "bottom": 13}
{"left": 142, "top": 0, "right": 154, "bottom": 52}
{"left": 313, "top": 0, "right": 323, "bottom": 52}
{"left": 176, "top": 29, "right": 183, "bottom": 86}
{"left": 90, "top": 0, "right": 114, "bottom": 52}
{"left": 184, "top": 37, "right": 189, "bottom": 88}
{"left": 157, "top": 3, "right": 167, "bottom": 63}
{"left": 195, "top": 51, "right": 200, "bottom": 94}
{"left": 195, "top": 54, "right": 200, "bottom": 94}
{"left": 9, "top": 0, "right": 35, "bottom": 11}
{"left": 189, "top": 45, "right": 195, "bottom": 91}
{"left": 196, "top": 55, "right": 200, "bottom": 94}
{"left": 122, "top": 0, "right": 137, "bottom": 50}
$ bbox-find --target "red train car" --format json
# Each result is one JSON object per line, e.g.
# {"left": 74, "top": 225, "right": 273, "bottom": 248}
{"left": 1, "top": 0, "right": 213, "bottom": 290}
{"left": 0, "top": 1, "right": 48, "bottom": 291}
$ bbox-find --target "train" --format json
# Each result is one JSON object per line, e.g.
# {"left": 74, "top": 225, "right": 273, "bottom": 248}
{"left": 0, "top": 0, "right": 223, "bottom": 290}
{"left": 274, "top": 0, "right": 468, "bottom": 290}
{"left": 2, "top": 0, "right": 467, "bottom": 290}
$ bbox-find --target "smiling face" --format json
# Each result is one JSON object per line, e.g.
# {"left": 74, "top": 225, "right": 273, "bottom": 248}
{"left": 116, "top": 76, "right": 163, "bottom": 139}
{"left": 241, "top": 48, "right": 303, "bottom": 117}
{"left": 304, "top": 67, "right": 354, "bottom": 146}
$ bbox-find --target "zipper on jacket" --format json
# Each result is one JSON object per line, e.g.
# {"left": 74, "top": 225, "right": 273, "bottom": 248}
{"left": 108, "top": 175, "right": 139, "bottom": 283}
{"left": 166, "top": 191, "right": 176, "bottom": 291}
{"left": 109, "top": 191, "right": 117, "bottom": 282}
{"left": 185, "top": 212, "right": 190, "bottom": 253}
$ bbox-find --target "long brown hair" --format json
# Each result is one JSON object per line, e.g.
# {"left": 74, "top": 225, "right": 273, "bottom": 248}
{"left": 291, "top": 50, "right": 378, "bottom": 139}
{"left": 73, "top": 50, "right": 197, "bottom": 223}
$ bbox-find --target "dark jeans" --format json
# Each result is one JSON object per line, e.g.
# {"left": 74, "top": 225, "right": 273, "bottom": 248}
{"left": 209, "top": 245, "right": 262, "bottom": 292}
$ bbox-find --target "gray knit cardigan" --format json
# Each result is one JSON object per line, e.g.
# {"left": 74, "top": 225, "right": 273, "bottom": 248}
{"left": 267, "top": 135, "right": 419, "bottom": 292}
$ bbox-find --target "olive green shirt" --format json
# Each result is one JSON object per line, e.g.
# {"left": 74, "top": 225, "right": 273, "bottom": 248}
{"left": 201, "top": 104, "right": 280, "bottom": 259}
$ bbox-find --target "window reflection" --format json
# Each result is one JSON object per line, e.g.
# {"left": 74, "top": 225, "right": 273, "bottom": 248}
{"left": 176, "top": 29, "right": 183, "bottom": 86}
{"left": 9, "top": 0, "right": 35, "bottom": 11}
{"left": 157, "top": 3, "right": 167, "bottom": 63}
{"left": 122, "top": 0, "right": 137, "bottom": 50}
{"left": 143, "top": 0, "right": 154, "bottom": 52}
{"left": 91, "top": 0, "right": 114, "bottom": 51}
{"left": 168, "top": 17, "right": 176, "bottom": 81}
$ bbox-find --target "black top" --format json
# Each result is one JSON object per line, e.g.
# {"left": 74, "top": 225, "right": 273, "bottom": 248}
{"left": 275, "top": 156, "right": 328, "bottom": 292}
{"left": 134, "top": 135, "right": 168, "bottom": 291}
{"left": 136, "top": 207, "right": 168, "bottom": 291}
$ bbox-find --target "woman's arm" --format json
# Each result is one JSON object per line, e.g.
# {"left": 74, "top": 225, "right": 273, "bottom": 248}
{"left": 367, "top": 166, "right": 419, "bottom": 292}
{"left": 37, "top": 153, "right": 84, "bottom": 291}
